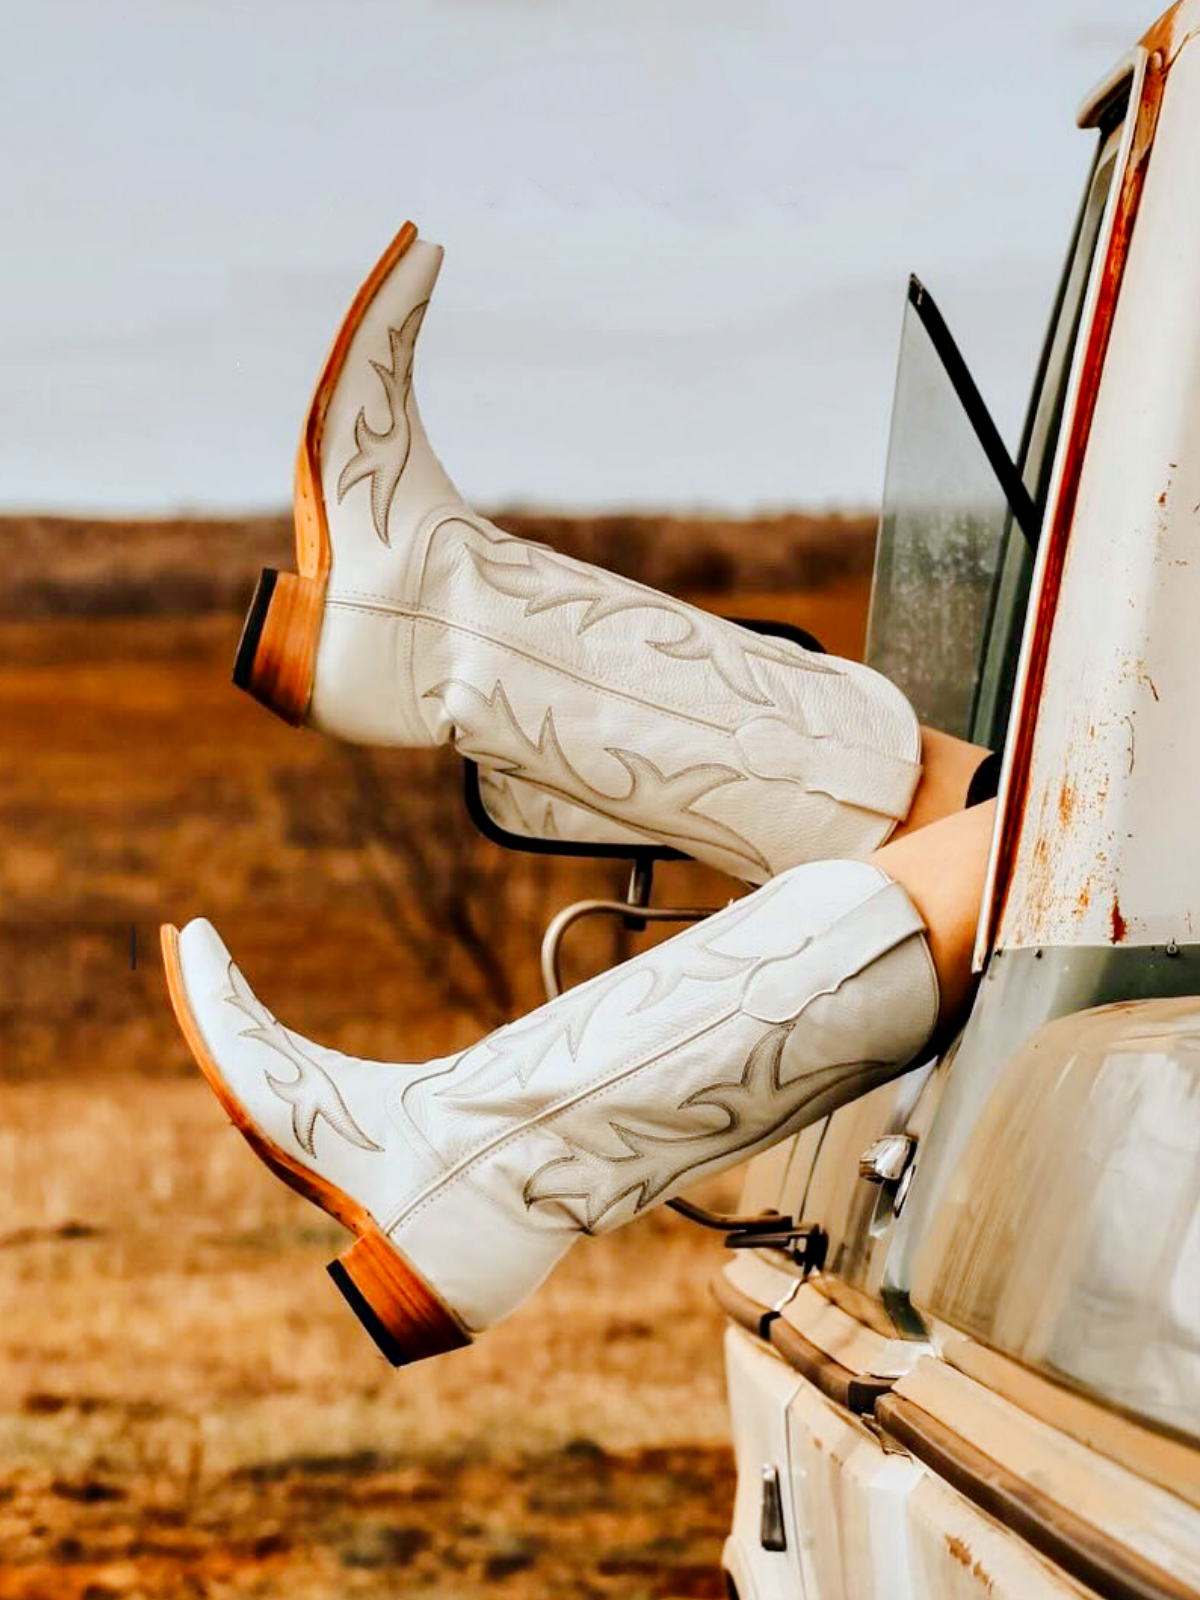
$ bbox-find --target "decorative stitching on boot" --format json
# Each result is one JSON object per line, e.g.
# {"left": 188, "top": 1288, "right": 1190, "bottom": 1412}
{"left": 325, "top": 599, "right": 735, "bottom": 733}
{"left": 437, "top": 929, "right": 760, "bottom": 1106}
{"left": 322, "top": 595, "right": 915, "bottom": 831}
{"left": 336, "top": 303, "right": 429, "bottom": 544}
{"left": 466, "top": 542, "right": 838, "bottom": 707}
{"left": 480, "top": 772, "right": 560, "bottom": 839}
{"left": 441, "top": 969, "right": 630, "bottom": 1098}
{"left": 426, "top": 678, "right": 771, "bottom": 875}
{"left": 516, "top": 886, "right": 933, "bottom": 1228}
{"left": 384, "top": 876, "right": 931, "bottom": 1237}
{"left": 223, "top": 961, "right": 383, "bottom": 1157}
{"left": 400, "top": 878, "right": 786, "bottom": 1115}
{"left": 519, "top": 1023, "right": 903, "bottom": 1231}
{"left": 742, "top": 879, "right": 927, "bottom": 1023}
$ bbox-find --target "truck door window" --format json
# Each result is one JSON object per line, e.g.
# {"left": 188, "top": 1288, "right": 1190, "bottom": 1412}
{"left": 864, "top": 117, "right": 1124, "bottom": 746}
{"left": 865, "top": 278, "right": 1036, "bottom": 739}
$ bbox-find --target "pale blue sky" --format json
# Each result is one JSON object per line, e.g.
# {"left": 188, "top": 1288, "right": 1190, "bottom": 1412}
{"left": 0, "top": 0, "right": 1146, "bottom": 513}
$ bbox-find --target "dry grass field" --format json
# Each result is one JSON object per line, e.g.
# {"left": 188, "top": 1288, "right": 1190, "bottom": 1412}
{"left": 0, "top": 512, "right": 873, "bottom": 1598}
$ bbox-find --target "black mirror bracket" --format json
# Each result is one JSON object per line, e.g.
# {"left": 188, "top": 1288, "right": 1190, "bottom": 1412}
{"left": 666, "top": 1195, "right": 828, "bottom": 1272}
{"left": 622, "top": 856, "right": 655, "bottom": 933}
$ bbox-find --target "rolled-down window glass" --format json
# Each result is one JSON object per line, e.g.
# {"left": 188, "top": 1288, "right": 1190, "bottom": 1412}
{"left": 865, "top": 277, "right": 1037, "bottom": 739}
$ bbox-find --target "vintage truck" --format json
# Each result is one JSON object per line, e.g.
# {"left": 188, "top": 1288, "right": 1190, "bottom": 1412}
{"left": 469, "top": 3, "right": 1200, "bottom": 1594}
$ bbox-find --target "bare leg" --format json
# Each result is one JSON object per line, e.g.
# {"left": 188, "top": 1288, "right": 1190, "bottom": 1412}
{"left": 892, "top": 728, "right": 992, "bottom": 842}
{"left": 871, "top": 797, "right": 995, "bottom": 1028}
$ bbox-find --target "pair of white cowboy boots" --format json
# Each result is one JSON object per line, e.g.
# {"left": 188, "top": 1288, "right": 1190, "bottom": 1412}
{"left": 163, "top": 224, "right": 941, "bottom": 1366}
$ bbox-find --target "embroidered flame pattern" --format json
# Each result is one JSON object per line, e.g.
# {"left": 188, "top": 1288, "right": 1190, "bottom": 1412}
{"left": 223, "top": 962, "right": 382, "bottom": 1157}
{"left": 436, "top": 883, "right": 776, "bottom": 1104}
{"left": 467, "top": 543, "right": 836, "bottom": 707}
{"left": 523, "top": 1023, "right": 794, "bottom": 1229}
{"left": 336, "top": 302, "right": 428, "bottom": 544}
{"left": 523, "top": 1024, "right": 893, "bottom": 1231}
{"left": 427, "top": 678, "right": 769, "bottom": 876}
{"left": 439, "top": 970, "right": 630, "bottom": 1102}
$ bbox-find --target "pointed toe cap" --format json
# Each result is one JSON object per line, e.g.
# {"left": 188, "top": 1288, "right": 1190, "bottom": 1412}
{"left": 175, "top": 916, "right": 235, "bottom": 995}
{"left": 163, "top": 916, "right": 256, "bottom": 1098}
{"left": 161, "top": 917, "right": 402, "bottom": 1228}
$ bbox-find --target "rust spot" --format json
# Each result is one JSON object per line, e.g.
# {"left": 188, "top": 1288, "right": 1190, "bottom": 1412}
{"left": 1140, "top": 2, "right": 1198, "bottom": 70}
{"left": 986, "top": 60, "right": 1165, "bottom": 952}
{"left": 1111, "top": 896, "right": 1128, "bottom": 944}
{"left": 945, "top": 1533, "right": 972, "bottom": 1568}
{"left": 944, "top": 1532, "right": 995, "bottom": 1592}
{"left": 1158, "top": 489, "right": 1168, "bottom": 506}
{"left": 1077, "top": 881, "right": 1092, "bottom": 914}
{"left": 1057, "top": 778, "right": 1075, "bottom": 827}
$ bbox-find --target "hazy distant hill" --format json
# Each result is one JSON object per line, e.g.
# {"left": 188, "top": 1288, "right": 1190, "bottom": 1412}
{"left": 0, "top": 510, "right": 876, "bottom": 620}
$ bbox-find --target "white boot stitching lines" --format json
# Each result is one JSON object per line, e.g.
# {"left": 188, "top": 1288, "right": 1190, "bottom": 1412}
{"left": 382, "top": 880, "right": 910, "bottom": 1235}
{"left": 223, "top": 963, "right": 383, "bottom": 1156}
{"left": 336, "top": 304, "right": 429, "bottom": 542}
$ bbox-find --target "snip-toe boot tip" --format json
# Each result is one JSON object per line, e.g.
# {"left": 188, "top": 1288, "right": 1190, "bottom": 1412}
{"left": 161, "top": 919, "right": 470, "bottom": 1368}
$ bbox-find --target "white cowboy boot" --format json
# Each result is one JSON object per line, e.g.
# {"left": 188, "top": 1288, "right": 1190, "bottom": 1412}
{"left": 161, "top": 858, "right": 938, "bottom": 1365}
{"left": 234, "top": 223, "right": 922, "bottom": 883}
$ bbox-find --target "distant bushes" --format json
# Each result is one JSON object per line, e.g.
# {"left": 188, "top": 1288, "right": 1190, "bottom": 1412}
{"left": 0, "top": 509, "right": 876, "bottom": 620}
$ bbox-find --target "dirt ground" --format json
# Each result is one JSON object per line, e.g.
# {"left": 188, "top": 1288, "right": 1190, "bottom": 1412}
{"left": 0, "top": 1075, "right": 741, "bottom": 1599}
{"left": 0, "top": 514, "right": 872, "bottom": 1597}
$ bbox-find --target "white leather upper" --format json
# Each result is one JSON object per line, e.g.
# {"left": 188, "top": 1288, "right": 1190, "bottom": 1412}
{"left": 307, "top": 235, "right": 923, "bottom": 882}
{"left": 176, "top": 860, "right": 938, "bottom": 1332}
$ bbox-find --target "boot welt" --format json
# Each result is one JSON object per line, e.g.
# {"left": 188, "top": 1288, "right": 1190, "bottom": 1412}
{"left": 232, "top": 220, "right": 420, "bottom": 725}
{"left": 159, "top": 923, "right": 470, "bottom": 1368}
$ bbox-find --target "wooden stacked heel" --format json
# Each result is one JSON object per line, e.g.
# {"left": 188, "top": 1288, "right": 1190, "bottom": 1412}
{"left": 232, "top": 568, "right": 327, "bottom": 725}
{"left": 162, "top": 924, "right": 470, "bottom": 1371}
{"left": 328, "top": 1229, "right": 471, "bottom": 1367}
{"left": 231, "top": 221, "right": 420, "bottom": 728}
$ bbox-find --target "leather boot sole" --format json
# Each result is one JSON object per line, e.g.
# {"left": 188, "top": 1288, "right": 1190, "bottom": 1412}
{"left": 160, "top": 923, "right": 470, "bottom": 1367}
{"left": 232, "top": 220, "right": 420, "bottom": 726}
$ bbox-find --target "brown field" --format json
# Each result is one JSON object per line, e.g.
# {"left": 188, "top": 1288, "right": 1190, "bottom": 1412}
{"left": 0, "top": 512, "right": 873, "bottom": 1597}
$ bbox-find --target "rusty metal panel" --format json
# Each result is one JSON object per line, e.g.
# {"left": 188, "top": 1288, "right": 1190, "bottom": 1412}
{"left": 891, "top": 1359, "right": 1200, "bottom": 1595}
{"left": 997, "top": 37, "right": 1200, "bottom": 950}
{"left": 1139, "top": 1, "right": 1200, "bottom": 76}
{"left": 907, "top": 1473, "right": 1104, "bottom": 1599}
{"left": 974, "top": 47, "right": 1151, "bottom": 965}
